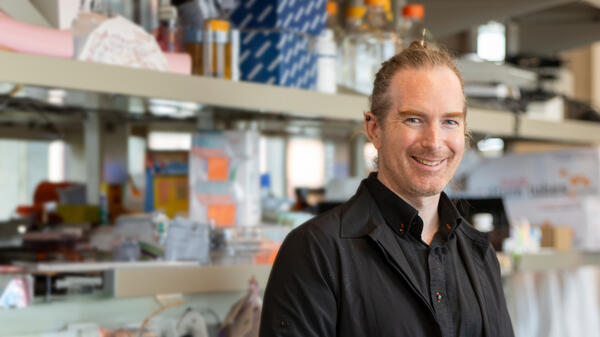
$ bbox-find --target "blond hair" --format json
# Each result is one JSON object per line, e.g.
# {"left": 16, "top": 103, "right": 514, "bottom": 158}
{"left": 369, "top": 41, "right": 466, "bottom": 124}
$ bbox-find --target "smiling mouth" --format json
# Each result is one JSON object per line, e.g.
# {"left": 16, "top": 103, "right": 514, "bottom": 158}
{"left": 412, "top": 157, "right": 445, "bottom": 167}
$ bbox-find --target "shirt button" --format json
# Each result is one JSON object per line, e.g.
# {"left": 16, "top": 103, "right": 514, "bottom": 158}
{"left": 280, "top": 320, "right": 289, "bottom": 328}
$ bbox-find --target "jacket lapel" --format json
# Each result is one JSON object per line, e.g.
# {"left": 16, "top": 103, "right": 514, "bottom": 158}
{"left": 367, "top": 223, "right": 436, "bottom": 316}
{"left": 341, "top": 182, "right": 436, "bottom": 316}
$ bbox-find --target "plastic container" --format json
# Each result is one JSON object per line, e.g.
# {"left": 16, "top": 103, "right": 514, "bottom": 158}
{"left": 184, "top": 27, "right": 203, "bottom": 75}
{"left": 203, "top": 19, "right": 229, "bottom": 78}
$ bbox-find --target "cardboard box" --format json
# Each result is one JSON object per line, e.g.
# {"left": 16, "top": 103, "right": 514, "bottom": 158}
{"left": 540, "top": 225, "right": 573, "bottom": 251}
{"left": 230, "top": 0, "right": 327, "bottom": 35}
{"left": 240, "top": 30, "right": 317, "bottom": 89}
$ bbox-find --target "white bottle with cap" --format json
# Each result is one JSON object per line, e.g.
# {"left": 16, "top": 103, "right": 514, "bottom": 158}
{"left": 473, "top": 213, "right": 494, "bottom": 233}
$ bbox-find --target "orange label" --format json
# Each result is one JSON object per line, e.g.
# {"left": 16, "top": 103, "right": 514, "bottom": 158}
{"left": 208, "top": 157, "right": 229, "bottom": 181}
{"left": 208, "top": 204, "right": 236, "bottom": 226}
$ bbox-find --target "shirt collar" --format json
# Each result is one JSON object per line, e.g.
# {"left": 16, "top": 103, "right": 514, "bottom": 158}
{"left": 364, "top": 172, "right": 462, "bottom": 240}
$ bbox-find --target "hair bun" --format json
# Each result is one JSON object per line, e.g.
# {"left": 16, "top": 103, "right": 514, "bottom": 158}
{"left": 408, "top": 40, "right": 427, "bottom": 49}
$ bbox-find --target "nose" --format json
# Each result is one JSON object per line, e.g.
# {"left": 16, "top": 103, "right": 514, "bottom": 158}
{"left": 420, "top": 123, "right": 442, "bottom": 150}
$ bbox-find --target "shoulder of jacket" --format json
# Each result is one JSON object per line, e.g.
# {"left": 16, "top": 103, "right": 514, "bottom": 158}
{"left": 292, "top": 204, "right": 344, "bottom": 240}
{"left": 456, "top": 218, "right": 492, "bottom": 257}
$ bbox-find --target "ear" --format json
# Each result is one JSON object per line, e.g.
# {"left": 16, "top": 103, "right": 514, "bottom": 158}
{"left": 364, "top": 112, "right": 382, "bottom": 149}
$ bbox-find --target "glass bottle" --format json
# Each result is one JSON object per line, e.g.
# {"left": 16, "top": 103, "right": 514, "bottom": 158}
{"left": 351, "top": 0, "right": 397, "bottom": 94}
{"left": 339, "top": 5, "right": 367, "bottom": 90}
{"left": 156, "top": 4, "right": 180, "bottom": 52}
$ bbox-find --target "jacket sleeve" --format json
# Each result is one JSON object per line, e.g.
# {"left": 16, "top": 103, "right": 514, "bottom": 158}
{"left": 259, "top": 224, "right": 338, "bottom": 337}
{"left": 485, "top": 244, "right": 515, "bottom": 337}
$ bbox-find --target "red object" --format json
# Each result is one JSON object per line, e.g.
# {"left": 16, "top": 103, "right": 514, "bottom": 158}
{"left": 33, "top": 181, "right": 74, "bottom": 205}
{"left": 16, "top": 181, "right": 75, "bottom": 224}
{"left": 403, "top": 4, "right": 425, "bottom": 19}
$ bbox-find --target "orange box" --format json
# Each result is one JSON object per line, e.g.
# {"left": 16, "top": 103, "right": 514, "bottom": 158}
{"left": 153, "top": 175, "right": 189, "bottom": 218}
{"left": 207, "top": 157, "right": 229, "bottom": 181}
{"left": 207, "top": 204, "right": 236, "bottom": 226}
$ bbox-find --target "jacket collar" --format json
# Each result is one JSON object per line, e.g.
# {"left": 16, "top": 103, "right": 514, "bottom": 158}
{"left": 340, "top": 179, "right": 489, "bottom": 256}
{"left": 339, "top": 181, "right": 381, "bottom": 239}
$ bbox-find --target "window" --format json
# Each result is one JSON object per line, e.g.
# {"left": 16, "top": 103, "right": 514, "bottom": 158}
{"left": 148, "top": 132, "right": 192, "bottom": 151}
{"left": 477, "top": 21, "right": 506, "bottom": 62}
{"left": 286, "top": 138, "right": 325, "bottom": 198}
{"left": 48, "top": 140, "right": 66, "bottom": 182}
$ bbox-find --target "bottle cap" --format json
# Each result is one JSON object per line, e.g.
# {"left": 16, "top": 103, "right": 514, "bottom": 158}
{"left": 327, "top": 1, "right": 338, "bottom": 15}
{"left": 403, "top": 4, "right": 425, "bottom": 19}
{"left": 206, "top": 19, "right": 230, "bottom": 32}
{"left": 365, "top": 0, "right": 387, "bottom": 6}
{"left": 346, "top": 6, "right": 366, "bottom": 18}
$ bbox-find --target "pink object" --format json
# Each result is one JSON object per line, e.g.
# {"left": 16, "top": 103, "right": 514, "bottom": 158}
{"left": 164, "top": 52, "right": 192, "bottom": 75}
{"left": 0, "top": 10, "right": 73, "bottom": 58}
{"left": 0, "top": 10, "right": 191, "bottom": 75}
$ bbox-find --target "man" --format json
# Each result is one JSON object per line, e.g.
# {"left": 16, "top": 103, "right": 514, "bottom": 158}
{"left": 259, "top": 42, "right": 514, "bottom": 337}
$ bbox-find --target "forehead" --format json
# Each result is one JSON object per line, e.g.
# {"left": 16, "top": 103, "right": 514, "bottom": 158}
{"left": 388, "top": 66, "right": 464, "bottom": 113}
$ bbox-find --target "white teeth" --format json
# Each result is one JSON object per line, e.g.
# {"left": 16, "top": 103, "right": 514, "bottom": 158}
{"left": 415, "top": 158, "right": 441, "bottom": 166}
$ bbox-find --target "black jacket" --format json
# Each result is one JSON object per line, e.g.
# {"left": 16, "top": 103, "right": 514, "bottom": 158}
{"left": 260, "top": 182, "right": 514, "bottom": 337}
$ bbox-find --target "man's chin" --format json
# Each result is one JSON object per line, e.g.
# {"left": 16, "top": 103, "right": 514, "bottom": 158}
{"left": 407, "top": 184, "right": 445, "bottom": 198}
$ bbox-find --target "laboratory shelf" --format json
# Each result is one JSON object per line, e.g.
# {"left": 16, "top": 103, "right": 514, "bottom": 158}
{"left": 0, "top": 51, "right": 367, "bottom": 122}
{"left": 517, "top": 116, "right": 600, "bottom": 144}
{"left": 109, "top": 263, "right": 272, "bottom": 298}
{"left": 513, "top": 251, "right": 600, "bottom": 273}
{"left": 466, "top": 107, "right": 516, "bottom": 137}
{"left": 0, "top": 51, "right": 519, "bottom": 137}
{"left": 2, "top": 51, "right": 600, "bottom": 143}
{"left": 22, "top": 261, "right": 272, "bottom": 298}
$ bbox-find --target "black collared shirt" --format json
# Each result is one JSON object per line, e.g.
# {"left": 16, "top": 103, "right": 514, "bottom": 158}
{"left": 365, "top": 172, "right": 483, "bottom": 337}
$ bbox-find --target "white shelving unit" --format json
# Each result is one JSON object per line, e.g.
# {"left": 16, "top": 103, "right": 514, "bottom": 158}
{"left": 514, "top": 251, "right": 600, "bottom": 273}
{"left": 0, "top": 51, "right": 367, "bottom": 122}
{"left": 518, "top": 115, "right": 600, "bottom": 144}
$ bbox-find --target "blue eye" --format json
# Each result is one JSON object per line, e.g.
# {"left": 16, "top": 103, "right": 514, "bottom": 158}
{"left": 443, "top": 119, "right": 460, "bottom": 127}
{"left": 405, "top": 117, "right": 422, "bottom": 124}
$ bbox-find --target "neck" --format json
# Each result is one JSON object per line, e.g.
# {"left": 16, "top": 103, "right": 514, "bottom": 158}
{"left": 377, "top": 172, "right": 441, "bottom": 244}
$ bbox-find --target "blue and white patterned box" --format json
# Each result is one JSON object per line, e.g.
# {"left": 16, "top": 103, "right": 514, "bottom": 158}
{"left": 231, "top": 0, "right": 327, "bottom": 36}
{"left": 240, "top": 30, "right": 318, "bottom": 89}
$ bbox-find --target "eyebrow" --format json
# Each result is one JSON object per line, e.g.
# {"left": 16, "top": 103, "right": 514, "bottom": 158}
{"left": 396, "top": 109, "right": 465, "bottom": 119}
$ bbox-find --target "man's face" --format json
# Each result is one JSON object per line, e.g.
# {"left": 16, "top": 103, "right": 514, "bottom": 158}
{"left": 366, "top": 66, "right": 466, "bottom": 199}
